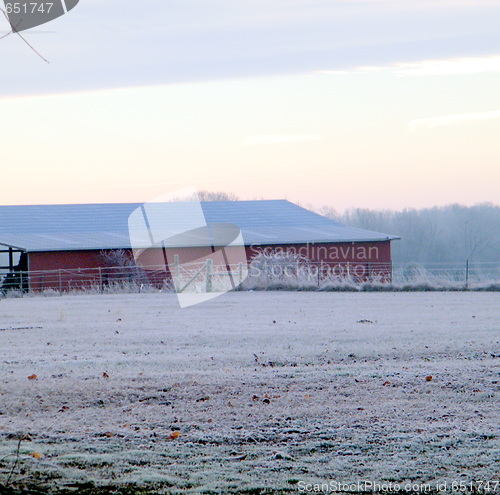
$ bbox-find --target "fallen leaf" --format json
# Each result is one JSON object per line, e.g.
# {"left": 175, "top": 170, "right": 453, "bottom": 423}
{"left": 28, "top": 374, "right": 37, "bottom": 380}
{"left": 426, "top": 375, "right": 433, "bottom": 382}
{"left": 169, "top": 431, "right": 180, "bottom": 439}
{"left": 382, "top": 381, "right": 391, "bottom": 386}
{"left": 102, "top": 372, "right": 110, "bottom": 379}
{"left": 30, "top": 452, "right": 43, "bottom": 460}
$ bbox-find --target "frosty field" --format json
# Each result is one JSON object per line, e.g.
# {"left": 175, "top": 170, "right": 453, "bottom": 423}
{"left": 0, "top": 292, "right": 499, "bottom": 494}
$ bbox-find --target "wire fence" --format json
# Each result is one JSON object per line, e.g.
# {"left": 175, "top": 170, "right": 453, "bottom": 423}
{"left": 392, "top": 261, "right": 500, "bottom": 285}
{"left": 0, "top": 261, "right": 248, "bottom": 295}
{"left": 0, "top": 260, "right": 499, "bottom": 296}
{"left": 244, "top": 260, "right": 500, "bottom": 290}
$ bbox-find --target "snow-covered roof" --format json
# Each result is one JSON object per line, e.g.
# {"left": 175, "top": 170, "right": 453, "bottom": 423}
{"left": 0, "top": 200, "right": 398, "bottom": 252}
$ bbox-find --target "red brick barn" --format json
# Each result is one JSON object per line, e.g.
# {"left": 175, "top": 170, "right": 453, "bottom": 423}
{"left": 0, "top": 201, "right": 399, "bottom": 292}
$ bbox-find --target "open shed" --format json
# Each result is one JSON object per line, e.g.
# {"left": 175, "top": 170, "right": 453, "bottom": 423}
{"left": 0, "top": 200, "right": 399, "bottom": 292}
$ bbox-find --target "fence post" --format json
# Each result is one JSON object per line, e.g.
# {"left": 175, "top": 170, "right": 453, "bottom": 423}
{"left": 206, "top": 259, "right": 213, "bottom": 292}
{"left": 465, "top": 259, "right": 469, "bottom": 289}
{"left": 173, "top": 254, "right": 180, "bottom": 291}
{"left": 58, "top": 269, "right": 63, "bottom": 295}
{"left": 98, "top": 267, "right": 103, "bottom": 294}
{"left": 238, "top": 262, "right": 243, "bottom": 286}
{"left": 174, "top": 255, "right": 180, "bottom": 278}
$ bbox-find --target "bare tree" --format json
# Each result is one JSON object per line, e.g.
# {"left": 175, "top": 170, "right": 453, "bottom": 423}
{"left": 318, "top": 205, "right": 340, "bottom": 222}
{"left": 198, "top": 190, "right": 239, "bottom": 202}
{"left": 450, "top": 204, "right": 498, "bottom": 261}
{"left": 99, "top": 249, "right": 149, "bottom": 285}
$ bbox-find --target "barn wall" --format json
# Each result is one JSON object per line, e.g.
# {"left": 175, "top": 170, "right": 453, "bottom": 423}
{"left": 246, "top": 241, "right": 391, "bottom": 264}
{"left": 28, "top": 251, "right": 105, "bottom": 291}
{"left": 245, "top": 241, "right": 392, "bottom": 281}
{"left": 29, "top": 250, "right": 103, "bottom": 272}
{"left": 27, "top": 240, "right": 392, "bottom": 290}
{"left": 28, "top": 250, "right": 174, "bottom": 291}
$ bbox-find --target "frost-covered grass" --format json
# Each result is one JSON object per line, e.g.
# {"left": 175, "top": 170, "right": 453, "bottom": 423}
{"left": 243, "top": 272, "right": 500, "bottom": 292}
{"left": 241, "top": 253, "right": 500, "bottom": 292}
{"left": 0, "top": 292, "right": 499, "bottom": 494}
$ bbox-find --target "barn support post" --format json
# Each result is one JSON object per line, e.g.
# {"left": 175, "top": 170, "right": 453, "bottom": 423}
{"left": 8, "top": 248, "right": 14, "bottom": 271}
{"left": 206, "top": 259, "right": 213, "bottom": 292}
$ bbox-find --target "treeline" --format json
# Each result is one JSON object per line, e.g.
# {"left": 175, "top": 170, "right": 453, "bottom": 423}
{"left": 320, "top": 203, "right": 500, "bottom": 264}
{"left": 199, "top": 191, "right": 499, "bottom": 264}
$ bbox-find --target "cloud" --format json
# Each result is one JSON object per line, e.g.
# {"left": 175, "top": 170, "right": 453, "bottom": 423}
{"left": 2, "top": 0, "right": 500, "bottom": 96}
{"left": 242, "top": 134, "right": 321, "bottom": 146}
{"left": 408, "top": 110, "right": 500, "bottom": 132}
{"left": 319, "top": 55, "right": 500, "bottom": 77}
{"left": 392, "top": 56, "right": 500, "bottom": 76}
